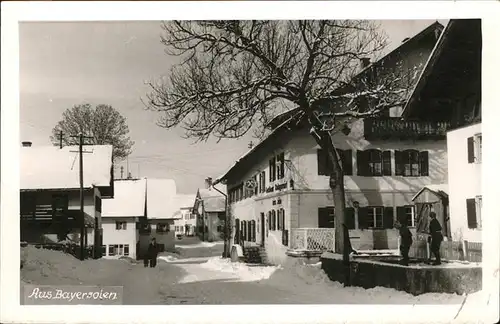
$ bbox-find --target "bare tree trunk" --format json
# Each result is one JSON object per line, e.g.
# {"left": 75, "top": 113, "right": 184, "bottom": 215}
{"left": 319, "top": 131, "right": 346, "bottom": 255}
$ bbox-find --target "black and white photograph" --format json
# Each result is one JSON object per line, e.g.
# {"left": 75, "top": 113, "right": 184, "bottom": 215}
{"left": 1, "top": 2, "right": 499, "bottom": 324}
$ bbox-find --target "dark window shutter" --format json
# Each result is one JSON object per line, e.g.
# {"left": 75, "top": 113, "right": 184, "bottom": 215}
{"left": 383, "top": 207, "right": 394, "bottom": 229}
{"left": 358, "top": 207, "right": 368, "bottom": 229}
{"left": 282, "top": 209, "right": 286, "bottom": 230}
{"left": 279, "top": 153, "right": 285, "bottom": 179}
{"left": 419, "top": 151, "right": 429, "bottom": 176}
{"left": 276, "top": 210, "right": 281, "bottom": 230}
{"left": 357, "top": 150, "right": 367, "bottom": 176}
{"left": 317, "top": 149, "right": 326, "bottom": 176}
{"left": 327, "top": 207, "right": 335, "bottom": 228}
{"left": 467, "top": 137, "right": 475, "bottom": 163}
{"left": 341, "top": 149, "right": 353, "bottom": 176}
{"left": 396, "top": 206, "right": 406, "bottom": 225}
{"left": 318, "top": 207, "right": 328, "bottom": 228}
{"left": 345, "top": 207, "right": 355, "bottom": 229}
{"left": 395, "top": 150, "right": 404, "bottom": 176}
{"left": 269, "top": 159, "right": 273, "bottom": 181}
{"left": 382, "top": 151, "right": 392, "bottom": 176}
{"left": 466, "top": 198, "right": 477, "bottom": 228}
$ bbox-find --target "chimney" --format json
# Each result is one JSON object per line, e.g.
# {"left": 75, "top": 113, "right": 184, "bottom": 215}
{"left": 360, "top": 57, "right": 371, "bottom": 70}
{"left": 22, "top": 141, "right": 32, "bottom": 147}
{"left": 205, "top": 177, "right": 212, "bottom": 189}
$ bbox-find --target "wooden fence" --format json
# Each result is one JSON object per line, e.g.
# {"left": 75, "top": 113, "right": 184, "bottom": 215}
{"left": 408, "top": 238, "right": 482, "bottom": 263}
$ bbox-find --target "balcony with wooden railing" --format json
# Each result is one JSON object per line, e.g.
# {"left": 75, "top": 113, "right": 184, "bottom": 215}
{"left": 363, "top": 118, "right": 451, "bottom": 140}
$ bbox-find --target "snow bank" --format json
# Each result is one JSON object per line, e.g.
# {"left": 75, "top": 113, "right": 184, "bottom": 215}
{"left": 175, "top": 256, "right": 281, "bottom": 284}
{"left": 158, "top": 255, "right": 212, "bottom": 264}
{"left": 265, "top": 231, "right": 288, "bottom": 265}
{"left": 21, "top": 246, "right": 119, "bottom": 285}
{"left": 176, "top": 241, "right": 223, "bottom": 249}
{"left": 200, "top": 257, "right": 280, "bottom": 281}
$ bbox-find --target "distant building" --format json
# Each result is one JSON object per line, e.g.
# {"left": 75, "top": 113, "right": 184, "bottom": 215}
{"left": 101, "top": 178, "right": 146, "bottom": 259}
{"left": 173, "top": 194, "right": 197, "bottom": 237}
{"left": 193, "top": 187, "right": 226, "bottom": 242}
{"left": 20, "top": 143, "right": 114, "bottom": 256}
{"left": 136, "top": 178, "right": 180, "bottom": 258}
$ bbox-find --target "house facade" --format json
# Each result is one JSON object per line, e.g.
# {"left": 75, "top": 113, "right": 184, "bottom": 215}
{"left": 215, "top": 23, "right": 448, "bottom": 256}
{"left": 101, "top": 178, "right": 147, "bottom": 259}
{"left": 193, "top": 187, "right": 226, "bottom": 242}
{"left": 136, "top": 178, "right": 179, "bottom": 258}
{"left": 401, "top": 19, "right": 482, "bottom": 243}
{"left": 173, "top": 194, "right": 197, "bottom": 237}
{"left": 20, "top": 143, "right": 114, "bottom": 257}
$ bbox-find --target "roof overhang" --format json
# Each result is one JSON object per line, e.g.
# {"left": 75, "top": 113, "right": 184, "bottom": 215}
{"left": 412, "top": 184, "right": 449, "bottom": 202}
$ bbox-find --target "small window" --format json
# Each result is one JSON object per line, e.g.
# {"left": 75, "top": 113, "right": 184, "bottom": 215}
{"left": 124, "top": 245, "right": 129, "bottom": 256}
{"left": 395, "top": 150, "right": 429, "bottom": 177}
{"left": 157, "top": 223, "right": 169, "bottom": 233}
{"left": 115, "top": 221, "right": 127, "bottom": 230}
{"left": 404, "top": 206, "right": 416, "bottom": 227}
{"left": 108, "top": 245, "right": 116, "bottom": 256}
{"left": 101, "top": 245, "right": 107, "bottom": 256}
{"left": 467, "top": 196, "right": 482, "bottom": 229}
{"left": 367, "top": 150, "right": 383, "bottom": 176}
{"left": 366, "top": 207, "right": 384, "bottom": 229}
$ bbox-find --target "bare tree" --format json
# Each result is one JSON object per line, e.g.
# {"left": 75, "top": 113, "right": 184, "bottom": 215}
{"left": 50, "top": 104, "right": 134, "bottom": 161}
{"left": 145, "top": 20, "right": 426, "bottom": 255}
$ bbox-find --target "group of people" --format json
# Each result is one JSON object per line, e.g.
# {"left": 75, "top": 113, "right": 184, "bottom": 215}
{"left": 143, "top": 237, "right": 159, "bottom": 268}
{"left": 397, "top": 212, "right": 443, "bottom": 266}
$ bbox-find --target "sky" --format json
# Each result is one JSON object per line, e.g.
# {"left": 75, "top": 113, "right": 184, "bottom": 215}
{"left": 19, "top": 19, "right": 445, "bottom": 194}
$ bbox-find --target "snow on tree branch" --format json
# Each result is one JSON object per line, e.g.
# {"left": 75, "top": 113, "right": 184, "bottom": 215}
{"left": 144, "top": 20, "right": 423, "bottom": 142}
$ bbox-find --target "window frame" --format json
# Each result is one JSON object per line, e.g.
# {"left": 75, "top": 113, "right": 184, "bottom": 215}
{"left": 115, "top": 221, "right": 127, "bottom": 230}
{"left": 474, "top": 133, "right": 482, "bottom": 164}
{"left": 404, "top": 205, "right": 416, "bottom": 228}
{"left": 366, "top": 206, "right": 384, "bottom": 229}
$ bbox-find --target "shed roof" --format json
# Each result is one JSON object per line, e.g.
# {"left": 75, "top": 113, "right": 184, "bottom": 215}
{"left": 102, "top": 179, "right": 146, "bottom": 218}
{"left": 412, "top": 184, "right": 449, "bottom": 201}
{"left": 146, "top": 178, "right": 180, "bottom": 220}
{"left": 21, "top": 144, "right": 113, "bottom": 190}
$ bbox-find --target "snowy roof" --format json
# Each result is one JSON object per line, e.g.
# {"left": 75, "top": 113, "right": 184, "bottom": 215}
{"left": 198, "top": 189, "right": 226, "bottom": 212}
{"left": 412, "top": 184, "right": 449, "bottom": 201}
{"left": 102, "top": 179, "right": 146, "bottom": 218}
{"left": 175, "top": 194, "right": 197, "bottom": 210}
{"left": 146, "top": 178, "right": 179, "bottom": 220}
{"left": 20, "top": 145, "right": 113, "bottom": 190}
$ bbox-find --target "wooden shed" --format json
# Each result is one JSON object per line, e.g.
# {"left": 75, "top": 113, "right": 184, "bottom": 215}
{"left": 412, "top": 184, "right": 450, "bottom": 239}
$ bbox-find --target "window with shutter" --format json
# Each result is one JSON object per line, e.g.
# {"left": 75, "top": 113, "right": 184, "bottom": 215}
{"left": 345, "top": 207, "right": 355, "bottom": 229}
{"left": 366, "top": 206, "right": 383, "bottom": 228}
{"left": 382, "top": 151, "right": 392, "bottom": 176}
{"left": 466, "top": 198, "right": 477, "bottom": 229}
{"left": 252, "top": 220, "right": 256, "bottom": 242}
{"left": 357, "top": 150, "right": 367, "bottom": 176}
{"left": 281, "top": 209, "right": 286, "bottom": 230}
{"left": 383, "top": 207, "right": 394, "bottom": 229}
{"left": 339, "top": 149, "right": 353, "bottom": 176}
{"left": 467, "top": 137, "right": 475, "bottom": 164}
{"left": 269, "top": 157, "right": 276, "bottom": 182}
{"left": 358, "top": 207, "right": 368, "bottom": 229}
{"left": 396, "top": 206, "right": 406, "bottom": 225}
{"left": 402, "top": 150, "right": 420, "bottom": 176}
{"left": 395, "top": 150, "right": 404, "bottom": 176}
{"left": 318, "top": 207, "right": 335, "bottom": 228}
{"left": 317, "top": 149, "right": 327, "bottom": 175}
{"left": 277, "top": 153, "right": 285, "bottom": 179}
{"left": 419, "top": 151, "right": 429, "bottom": 176}
{"left": 367, "top": 149, "right": 383, "bottom": 176}
{"left": 271, "top": 210, "right": 276, "bottom": 230}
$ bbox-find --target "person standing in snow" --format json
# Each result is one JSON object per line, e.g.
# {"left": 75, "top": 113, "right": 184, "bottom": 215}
{"left": 397, "top": 220, "right": 413, "bottom": 266}
{"left": 147, "top": 237, "right": 159, "bottom": 268}
{"left": 428, "top": 212, "right": 443, "bottom": 265}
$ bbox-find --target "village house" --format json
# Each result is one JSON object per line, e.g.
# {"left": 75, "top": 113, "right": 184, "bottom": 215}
{"left": 101, "top": 178, "right": 146, "bottom": 259}
{"left": 20, "top": 142, "right": 114, "bottom": 257}
{"left": 136, "top": 178, "right": 179, "bottom": 258}
{"left": 401, "top": 19, "right": 482, "bottom": 243}
{"left": 173, "top": 194, "right": 197, "bottom": 237}
{"left": 193, "top": 183, "right": 227, "bottom": 242}
{"left": 214, "top": 22, "right": 449, "bottom": 260}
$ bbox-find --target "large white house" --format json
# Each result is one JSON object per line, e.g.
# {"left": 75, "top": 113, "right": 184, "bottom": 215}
{"left": 20, "top": 142, "right": 114, "bottom": 257}
{"left": 214, "top": 22, "right": 448, "bottom": 260}
{"left": 101, "top": 178, "right": 147, "bottom": 259}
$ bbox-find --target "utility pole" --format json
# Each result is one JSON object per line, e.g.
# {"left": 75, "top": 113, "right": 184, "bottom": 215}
{"left": 70, "top": 133, "right": 93, "bottom": 260}
{"left": 59, "top": 130, "right": 64, "bottom": 149}
{"left": 206, "top": 177, "right": 230, "bottom": 258}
